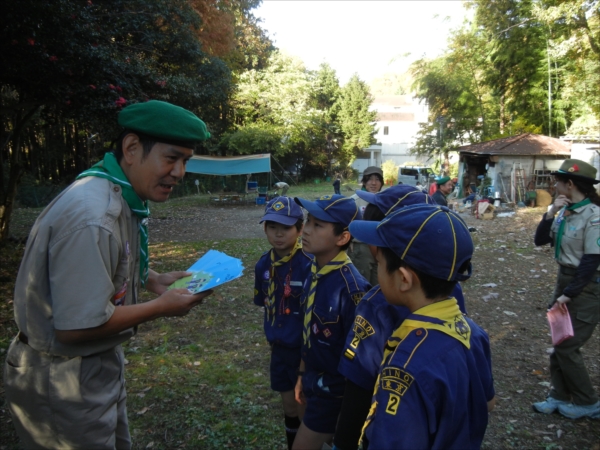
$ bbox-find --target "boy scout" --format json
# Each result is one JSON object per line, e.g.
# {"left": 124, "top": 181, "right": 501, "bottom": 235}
{"left": 350, "top": 204, "right": 495, "bottom": 449}
{"left": 292, "top": 195, "right": 370, "bottom": 450}
{"left": 333, "top": 186, "right": 469, "bottom": 450}
{"left": 254, "top": 197, "right": 312, "bottom": 449}
{"left": 4, "top": 101, "right": 212, "bottom": 449}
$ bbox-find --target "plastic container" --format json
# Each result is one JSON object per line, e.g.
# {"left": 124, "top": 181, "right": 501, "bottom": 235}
{"left": 256, "top": 197, "right": 266, "bottom": 205}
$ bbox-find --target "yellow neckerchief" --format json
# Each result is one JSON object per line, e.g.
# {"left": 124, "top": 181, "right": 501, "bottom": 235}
{"left": 303, "top": 251, "right": 352, "bottom": 347}
{"left": 266, "top": 239, "right": 302, "bottom": 325}
{"left": 359, "top": 298, "right": 470, "bottom": 446}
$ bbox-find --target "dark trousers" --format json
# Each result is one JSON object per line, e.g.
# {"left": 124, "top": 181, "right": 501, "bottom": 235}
{"left": 549, "top": 267, "right": 600, "bottom": 405}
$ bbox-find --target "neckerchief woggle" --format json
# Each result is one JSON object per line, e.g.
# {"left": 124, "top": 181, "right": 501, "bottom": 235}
{"left": 303, "top": 251, "right": 352, "bottom": 347}
{"left": 554, "top": 198, "right": 592, "bottom": 260}
{"left": 267, "top": 239, "right": 302, "bottom": 325}
{"left": 359, "top": 298, "right": 470, "bottom": 447}
{"left": 76, "top": 152, "right": 150, "bottom": 287}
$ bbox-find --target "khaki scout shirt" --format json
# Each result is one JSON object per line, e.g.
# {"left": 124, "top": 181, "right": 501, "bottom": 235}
{"left": 550, "top": 201, "right": 600, "bottom": 269}
{"left": 13, "top": 177, "right": 140, "bottom": 357}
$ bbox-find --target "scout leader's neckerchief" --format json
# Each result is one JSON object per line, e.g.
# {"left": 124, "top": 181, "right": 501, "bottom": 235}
{"left": 303, "top": 251, "right": 352, "bottom": 347}
{"left": 76, "top": 152, "right": 150, "bottom": 287}
{"left": 554, "top": 198, "right": 592, "bottom": 260}
{"left": 359, "top": 298, "right": 470, "bottom": 447}
{"left": 267, "top": 239, "right": 302, "bottom": 325}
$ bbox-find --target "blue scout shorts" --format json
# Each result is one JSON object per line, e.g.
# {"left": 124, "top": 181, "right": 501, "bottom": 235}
{"left": 302, "top": 393, "right": 344, "bottom": 434}
{"left": 270, "top": 344, "right": 301, "bottom": 392}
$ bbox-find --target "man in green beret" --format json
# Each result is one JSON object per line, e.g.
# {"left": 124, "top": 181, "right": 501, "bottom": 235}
{"left": 432, "top": 176, "right": 453, "bottom": 206}
{"left": 4, "top": 101, "right": 212, "bottom": 449}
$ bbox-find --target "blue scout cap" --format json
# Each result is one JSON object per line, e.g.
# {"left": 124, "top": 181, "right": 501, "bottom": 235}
{"left": 118, "top": 100, "right": 210, "bottom": 145}
{"left": 294, "top": 195, "right": 360, "bottom": 228}
{"left": 260, "top": 196, "right": 304, "bottom": 226}
{"left": 349, "top": 204, "right": 473, "bottom": 281}
{"left": 354, "top": 185, "right": 433, "bottom": 216}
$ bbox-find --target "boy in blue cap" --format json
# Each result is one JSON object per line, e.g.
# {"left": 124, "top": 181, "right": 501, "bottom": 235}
{"left": 253, "top": 196, "right": 313, "bottom": 449}
{"left": 333, "top": 186, "right": 470, "bottom": 450}
{"left": 350, "top": 204, "right": 495, "bottom": 450}
{"left": 291, "top": 195, "right": 371, "bottom": 450}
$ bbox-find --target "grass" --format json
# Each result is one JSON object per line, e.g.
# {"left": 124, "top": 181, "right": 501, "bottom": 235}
{"left": 0, "top": 181, "right": 352, "bottom": 449}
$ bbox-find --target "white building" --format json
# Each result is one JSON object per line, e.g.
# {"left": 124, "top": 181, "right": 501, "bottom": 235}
{"left": 353, "top": 95, "right": 430, "bottom": 177}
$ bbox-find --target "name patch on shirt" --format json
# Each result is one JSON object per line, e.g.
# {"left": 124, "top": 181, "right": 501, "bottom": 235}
{"left": 350, "top": 315, "right": 375, "bottom": 349}
{"left": 351, "top": 292, "right": 365, "bottom": 305}
{"left": 381, "top": 367, "right": 414, "bottom": 397}
{"left": 290, "top": 281, "right": 303, "bottom": 286}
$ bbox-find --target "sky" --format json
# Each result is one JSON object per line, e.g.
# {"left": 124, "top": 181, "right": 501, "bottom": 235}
{"left": 255, "top": 1, "right": 473, "bottom": 85}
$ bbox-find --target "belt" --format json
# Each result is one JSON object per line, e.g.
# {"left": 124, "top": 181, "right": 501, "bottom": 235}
{"left": 559, "top": 265, "right": 600, "bottom": 282}
{"left": 17, "top": 331, "right": 29, "bottom": 345}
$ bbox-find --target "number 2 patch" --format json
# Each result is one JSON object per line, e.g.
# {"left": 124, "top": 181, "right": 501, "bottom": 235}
{"left": 385, "top": 393, "right": 400, "bottom": 415}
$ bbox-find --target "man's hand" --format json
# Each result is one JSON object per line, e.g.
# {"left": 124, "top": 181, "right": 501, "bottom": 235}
{"left": 556, "top": 294, "right": 571, "bottom": 313}
{"left": 55, "top": 288, "right": 211, "bottom": 345}
{"left": 155, "top": 288, "right": 212, "bottom": 317}
{"left": 146, "top": 270, "right": 191, "bottom": 295}
{"left": 295, "top": 376, "right": 306, "bottom": 405}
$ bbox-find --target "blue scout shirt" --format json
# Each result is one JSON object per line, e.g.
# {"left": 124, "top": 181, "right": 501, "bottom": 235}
{"left": 254, "top": 248, "right": 313, "bottom": 347}
{"left": 339, "top": 284, "right": 468, "bottom": 391}
{"left": 363, "top": 302, "right": 494, "bottom": 450}
{"left": 301, "top": 261, "right": 370, "bottom": 398}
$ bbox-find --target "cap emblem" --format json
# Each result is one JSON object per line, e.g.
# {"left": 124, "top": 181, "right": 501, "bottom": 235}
{"left": 568, "top": 164, "right": 579, "bottom": 173}
{"left": 319, "top": 195, "right": 332, "bottom": 200}
{"left": 272, "top": 201, "right": 285, "bottom": 211}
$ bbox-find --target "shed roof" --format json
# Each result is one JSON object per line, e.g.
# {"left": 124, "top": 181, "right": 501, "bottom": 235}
{"left": 458, "top": 133, "right": 571, "bottom": 156}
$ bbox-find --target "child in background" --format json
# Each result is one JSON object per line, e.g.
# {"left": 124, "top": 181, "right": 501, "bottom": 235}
{"left": 254, "top": 197, "right": 313, "bottom": 450}
{"left": 334, "top": 185, "right": 470, "bottom": 450}
{"left": 292, "top": 195, "right": 371, "bottom": 450}
{"left": 350, "top": 204, "right": 495, "bottom": 449}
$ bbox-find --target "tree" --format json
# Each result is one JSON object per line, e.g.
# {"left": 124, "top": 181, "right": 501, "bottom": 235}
{"left": 0, "top": 0, "right": 233, "bottom": 241}
{"left": 335, "top": 75, "right": 377, "bottom": 168}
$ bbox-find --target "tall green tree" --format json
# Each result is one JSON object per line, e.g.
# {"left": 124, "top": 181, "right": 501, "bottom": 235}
{"left": 335, "top": 75, "right": 377, "bottom": 167}
{"left": 0, "top": 0, "right": 233, "bottom": 241}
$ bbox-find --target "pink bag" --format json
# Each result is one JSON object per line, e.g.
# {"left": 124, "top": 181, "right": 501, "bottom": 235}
{"left": 547, "top": 303, "right": 574, "bottom": 346}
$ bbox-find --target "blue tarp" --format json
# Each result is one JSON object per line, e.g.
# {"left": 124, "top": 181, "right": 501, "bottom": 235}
{"left": 186, "top": 154, "right": 271, "bottom": 176}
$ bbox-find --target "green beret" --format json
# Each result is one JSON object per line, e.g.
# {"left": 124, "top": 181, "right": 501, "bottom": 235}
{"left": 551, "top": 159, "right": 599, "bottom": 184}
{"left": 118, "top": 100, "right": 210, "bottom": 145}
{"left": 436, "top": 176, "right": 451, "bottom": 186}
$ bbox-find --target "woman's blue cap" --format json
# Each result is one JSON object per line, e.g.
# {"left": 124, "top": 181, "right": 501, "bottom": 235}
{"left": 355, "top": 185, "right": 433, "bottom": 216}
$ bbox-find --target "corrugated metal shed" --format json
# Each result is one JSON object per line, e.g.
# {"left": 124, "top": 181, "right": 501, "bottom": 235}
{"left": 458, "top": 133, "right": 571, "bottom": 156}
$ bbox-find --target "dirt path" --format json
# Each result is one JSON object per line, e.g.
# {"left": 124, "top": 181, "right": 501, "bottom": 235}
{"left": 149, "top": 204, "right": 600, "bottom": 449}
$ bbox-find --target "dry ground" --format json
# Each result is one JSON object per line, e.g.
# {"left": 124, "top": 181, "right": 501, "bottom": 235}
{"left": 1, "top": 199, "right": 599, "bottom": 449}
{"left": 148, "top": 203, "right": 600, "bottom": 449}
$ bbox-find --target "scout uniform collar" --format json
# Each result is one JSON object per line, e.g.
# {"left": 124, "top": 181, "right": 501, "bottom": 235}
{"left": 77, "top": 152, "right": 150, "bottom": 287}
{"left": 266, "top": 239, "right": 302, "bottom": 325}
{"left": 359, "top": 298, "right": 470, "bottom": 447}
{"left": 303, "top": 251, "right": 352, "bottom": 347}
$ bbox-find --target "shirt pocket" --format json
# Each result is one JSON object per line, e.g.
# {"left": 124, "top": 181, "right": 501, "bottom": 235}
{"left": 313, "top": 304, "right": 340, "bottom": 326}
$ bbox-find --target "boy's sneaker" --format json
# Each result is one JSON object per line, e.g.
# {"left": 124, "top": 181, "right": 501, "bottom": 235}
{"left": 532, "top": 397, "right": 569, "bottom": 414}
{"left": 557, "top": 401, "right": 600, "bottom": 419}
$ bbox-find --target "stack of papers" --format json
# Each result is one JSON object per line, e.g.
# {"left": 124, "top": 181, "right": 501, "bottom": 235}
{"left": 168, "top": 249, "right": 244, "bottom": 293}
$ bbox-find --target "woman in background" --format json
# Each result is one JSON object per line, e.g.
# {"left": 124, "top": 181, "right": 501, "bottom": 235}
{"left": 532, "top": 159, "right": 600, "bottom": 420}
{"left": 349, "top": 166, "right": 383, "bottom": 285}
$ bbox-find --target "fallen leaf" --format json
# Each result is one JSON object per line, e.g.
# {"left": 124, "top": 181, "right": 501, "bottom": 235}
{"left": 137, "top": 407, "right": 149, "bottom": 415}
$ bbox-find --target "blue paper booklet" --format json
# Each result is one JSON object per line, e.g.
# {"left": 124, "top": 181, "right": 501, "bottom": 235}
{"left": 168, "top": 249, "right": 244, "bottom": 293}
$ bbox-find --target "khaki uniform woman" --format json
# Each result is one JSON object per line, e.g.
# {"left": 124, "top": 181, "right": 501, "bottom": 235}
{"left": 533, "top": 159, "right": 600, "bottom": 419}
